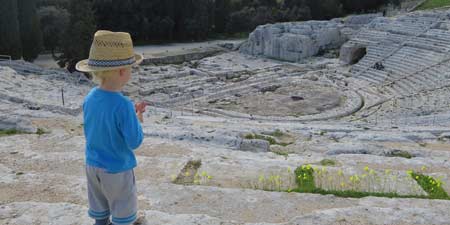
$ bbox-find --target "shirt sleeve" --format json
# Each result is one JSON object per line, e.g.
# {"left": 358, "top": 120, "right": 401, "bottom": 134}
{"left": 118, "top": 100, "right": 144, "bottom": 150}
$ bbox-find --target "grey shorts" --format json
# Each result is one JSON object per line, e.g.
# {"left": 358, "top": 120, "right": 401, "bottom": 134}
{"left": 86, "top": 165, "right": 137, "bottom": 225}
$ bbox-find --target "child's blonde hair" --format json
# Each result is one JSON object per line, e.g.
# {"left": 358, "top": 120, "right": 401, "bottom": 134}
{"left": 90, "top": 70, "right": 119, "bottom": 84}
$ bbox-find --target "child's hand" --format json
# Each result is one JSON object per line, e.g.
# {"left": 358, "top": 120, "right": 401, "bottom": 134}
{"left": 135, "top": 102, "right": 147, "bottom": 113}
{"left": 135, "top": 102, "right": 148, "bottom": 123}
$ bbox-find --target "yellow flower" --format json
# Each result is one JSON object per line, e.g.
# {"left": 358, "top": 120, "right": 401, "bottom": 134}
{"left": 338, "top": 170, "right": 343, "bottom": 176}
{"left": 406, "top": 170, "right": 413, "bottom": 176}
{"left": 421, "top": 166, "right": 427, "bottom": 171}
{"left": 322, "top": 167, "right": 327, "bottom": 173}
{"left": 207, "top": 175, "right": 212, "bottom": 180}
{"left": 340, "top": 182, "right": 346, "bottom": 187}
{"left": 171, "top": 175, "right": 177, "bottom": 181}
{"left": 259, "top": 175, "right": 265, "bottom": 182}
{"left": 385, "top": 169, "right": 391, "bottom": 175}
{"left": 201, "top": 171, "right": 207, "bottom": 177}
{"left": 185, "top": 171, "right": 190, "bottom": 177}
{"left": 415, "top": 176, "right": 419, "bottom": 180}
{"left": 364, "top": 166, "right": 369, "bottom": 172}
{"left": 369, "top": 169, "right": 375, "bottom": 175}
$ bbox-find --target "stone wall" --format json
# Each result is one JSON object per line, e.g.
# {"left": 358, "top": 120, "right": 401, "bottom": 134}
{"left": 240, "top": 14, "right": 381, "bottom": 62}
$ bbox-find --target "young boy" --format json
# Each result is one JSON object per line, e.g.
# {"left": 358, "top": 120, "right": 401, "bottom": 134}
{"left": 76, "top": 30, "right": 147, "bottom": 225}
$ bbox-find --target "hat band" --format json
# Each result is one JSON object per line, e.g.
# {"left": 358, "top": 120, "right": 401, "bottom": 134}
{"left": 88, "top": 56, "right": 135, "bottom": 67}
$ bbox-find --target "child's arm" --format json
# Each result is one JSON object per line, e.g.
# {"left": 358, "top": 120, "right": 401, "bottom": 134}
{"left": 119, "top": 101, "right": 144, "bottom": 150}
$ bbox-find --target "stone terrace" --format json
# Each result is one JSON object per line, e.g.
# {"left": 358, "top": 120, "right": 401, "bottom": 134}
{"left": 1, "top": 9, "right": 450, "bottom": 225}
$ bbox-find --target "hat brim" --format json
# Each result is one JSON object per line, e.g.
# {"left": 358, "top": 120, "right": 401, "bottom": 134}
{"left": 75, "top": 54, "right": 143, "bottom": 72}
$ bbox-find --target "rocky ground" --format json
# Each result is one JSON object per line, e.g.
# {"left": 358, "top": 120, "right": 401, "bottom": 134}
{"left": 2, "top": 9, "right": 450, "bottom": 225}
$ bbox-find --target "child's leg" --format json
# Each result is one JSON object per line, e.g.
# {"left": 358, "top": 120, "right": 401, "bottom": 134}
{"left": 86, "top": 166, "right": 111, "bottom": 223}
{"left": 98, "top": 169, "right": 138, "bottom": 225}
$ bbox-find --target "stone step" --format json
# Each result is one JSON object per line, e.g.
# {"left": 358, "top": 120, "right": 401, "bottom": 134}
{"left": 384, "top": 33, "right": 410, "bottom": 43}
{"left": 137, "top": 181, "right": 359, "bottom": 224}
{"left": 195, "top": 157, "right": 426, "bottom": 196}
{"left": 383, "top": 80, "right": 411, "bottom": 97}
{"left": 407, "top": 74, "right": 437, "bottom": 90}
{"left": 392, "top": 77, "right": 421, "bottom": 94}
{"left": 387, "top": 57, "right": 430, "bottom": 75}
{"left": 383, "top": 62, "right": 417, "bottom": 77}
{"left": 358, "top": 69, "right": 389, "bottom": 85}
{"left": 355, "top": 74, "right": 380, "bottom": 85}
{"left": 165, "top": 75, "right": 288, "bottom": 106}
{"left": 399, "top": 45, "right": 447, "bottom": 58}
{"left": 391, "top": 54, "right": 442, "bottom": 67}
{"left": 3, "top": 198, "right": 450, "bottom": 225}
{"left": 404, "top": 39, "right": 450, "bottom": 53}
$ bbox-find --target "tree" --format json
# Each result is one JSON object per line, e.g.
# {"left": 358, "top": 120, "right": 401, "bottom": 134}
{"left": 226, "top": 7, "right": 254, "bottom": 33}
{"left": 183, "top": 0, "right": 211, "bottom": 40}
{"left": 214, "top": 0, "right": 231, "bottom": 33}
{"left": 37, "top": 0, "right": 70, "bottom": 8}
{"left": 38, "top": 6, "right": 69, "bottom": 57}
{"left": 18, "top": 0, "right": 44, "bottom": 62}
{"left": 305, "top": 0, "right": 321, "bottom": 19}
{"left": 57, "top": 0, "right": 96, "bottom": 72}
{"left": 320, "top": 0, "right": 343, "bottom": 19}
{"left": 0, "top": 0, "right": 22, "bottom": 59}
{"left": 278, "top": 0, "right": 311, "bottom": 22}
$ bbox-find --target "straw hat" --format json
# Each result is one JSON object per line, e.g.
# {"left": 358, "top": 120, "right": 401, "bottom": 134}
{"left": 76, "top": 30, "right": 143, "bottom": 72}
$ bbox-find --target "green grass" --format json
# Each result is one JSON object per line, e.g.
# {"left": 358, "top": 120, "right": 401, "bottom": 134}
{"left": 244, "top": 133, "right": 276, "bottom": 145}
{"left": 1, "top": 128, "right": 48, "bottom": 137}
{"left": 416, "top": 0, "right": 450, "bottom": 10}
{"left": 244, "top": 133, "right": 292, "bottom": 146}
{"left": 0, "top": 129, "right": 23, "bottom": 137}
{"left": 290, "top": 165, "right": 450, "bottom": 200}
{"left": 411, "top": 172, "right": 449, "bottom": 199}
{"left": 272, "top": 150, "right": 289, "bottom": 159}
{"left": 36, "top": 128, "right": 46, "bottom": 136}
{"left": 293, "top": 188, "right": 427, "bottom": 199}
{"left": 266, "top": 129, "right": 284, "bottom": 137}
{"left": 388, "top": 150, "right": 413, "bottom": 159}
{"left": 320, "top": 159, "right": 336, "bottom": 166}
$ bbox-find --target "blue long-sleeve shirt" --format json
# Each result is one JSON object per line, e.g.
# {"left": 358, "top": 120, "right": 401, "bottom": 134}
{"left": 83, "top": 87, "right": 143, "bottom": 173}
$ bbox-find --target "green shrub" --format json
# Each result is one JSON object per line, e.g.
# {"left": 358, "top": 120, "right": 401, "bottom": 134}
{"left": 410, "top": 172, "right": 449, "bottom": 199}
{"left": 294, "top": 165, "right": 316, "bottom": 192}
